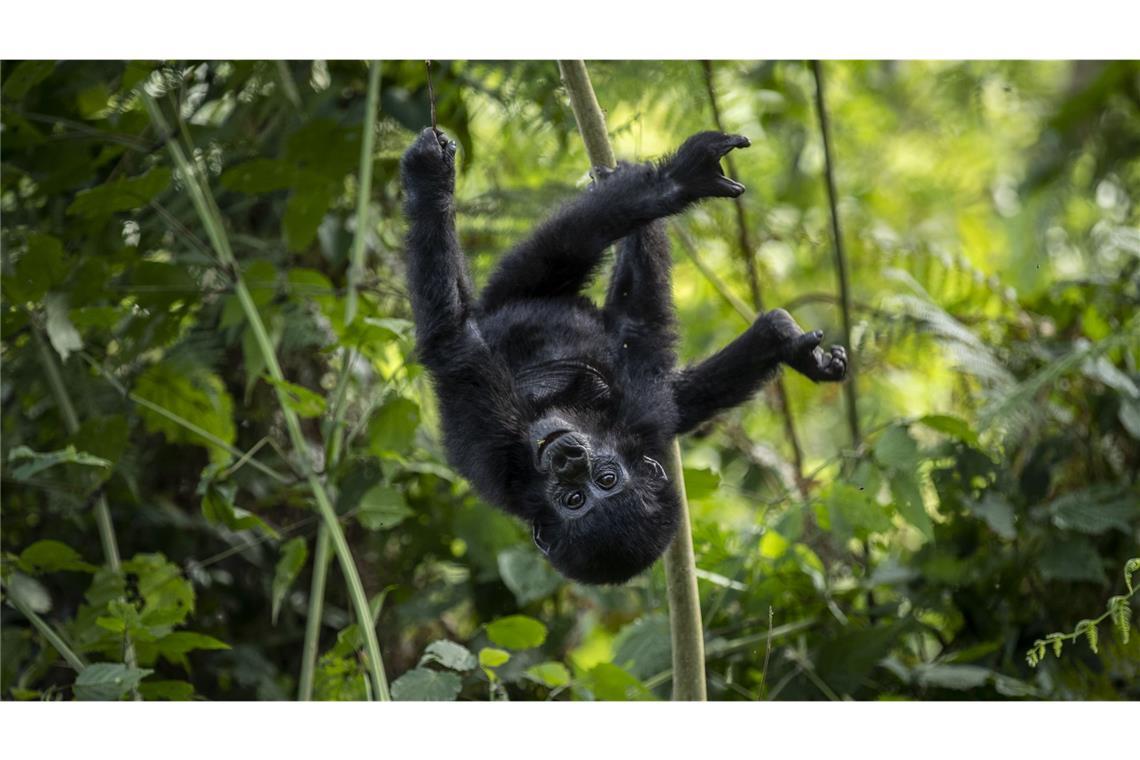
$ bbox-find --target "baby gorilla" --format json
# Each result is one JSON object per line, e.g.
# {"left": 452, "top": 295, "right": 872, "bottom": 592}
{"left": 401, "top": 128, "right": 846, "bottom": 584}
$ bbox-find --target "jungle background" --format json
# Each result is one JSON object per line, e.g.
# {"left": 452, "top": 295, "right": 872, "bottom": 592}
{"left": 1, "top": 60, "right": 1138, "bottom": 702}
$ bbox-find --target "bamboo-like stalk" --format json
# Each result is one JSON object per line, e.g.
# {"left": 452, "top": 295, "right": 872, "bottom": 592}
{"left": 2, "top": 579, "right": 89, "bottom": 673}
{"left": 142, "top": 90, "right": 390, "bottom": 701}
{"left": 298, "top": 61, "right": 382, "bottom": 701}
{"left": 33, "top": 330, "right": 139, "bottom": 696}
{"left": 556, "top": 59, "right": 707, "bottom": 701}
{"left": 701, "top": 61, "right": 807, "bottom": 491}
{"left": 810, "top": 61, "right": 861, "bottom": 446}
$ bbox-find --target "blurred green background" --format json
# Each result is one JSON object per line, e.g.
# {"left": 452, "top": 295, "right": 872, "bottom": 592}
{"left": 1, "top": 60, "right": 1137, "bottom": 701}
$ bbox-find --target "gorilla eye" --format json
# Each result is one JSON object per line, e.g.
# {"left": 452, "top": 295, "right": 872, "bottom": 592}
{"left": 596, "top": 472, "right": 617, "bottom": 489}
{"left": 565, "top": 491, "right": 585, "bottom": 509}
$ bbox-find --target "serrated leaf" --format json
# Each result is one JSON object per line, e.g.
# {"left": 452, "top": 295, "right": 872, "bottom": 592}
{"left": 486, "top": 615, "right": 547, "bottom": 650}
{"left": 966, "top": 493, "right": 1016, "bottom": 540}
{"left": 135, "top": 362, "right": 236, "bottom": 464}
{"left": 419, "top": 640, "right": 476, "bottom": 672}
{"left": 1045, "top": 486, "right": 1138, "bottom": 534}
{"left": 271, "top": 537, "right": 308, "bottom": 624}
{"left": 74, "top": 663, "right": 153, "bottom": 701}
{"left": 524, "top": 662, "right": 571, "bottom": 689}
{"left": 612, "top": 613, "right": 671, "bottom": 680}
{"left": 155, "top": 631, "right": 230, "bottom": 657}
{"left": 497, "top": 545, "right": 562, "bottom": 605}
{"left": 478, "top": 647, "right": 510, "bottom": 668}
{"left": 18, "top": 540, "right": 96, "bottom": 574}
{"left": 1038, "top": 537, "right": 1106, "bottom": 584}
{"left": 67, "top": 167, "right": 171, "bottom": 218}
{"left": 390, "top": 668, "right": 461, "bottom": 701}
{"left": 367, "top": 396, "right": 420, "bottom": 456}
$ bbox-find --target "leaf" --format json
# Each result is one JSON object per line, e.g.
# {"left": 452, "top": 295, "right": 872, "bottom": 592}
{"left": 18, "top": 540, "right": 97, "bottom": 574}
{"left": 682, "top": 466, "right": 721, "bottom": 500}
{"left": 355, "top": 485, "right": 412, "bottom": 531}
{"left": 367, "top": 396, "right": 420, "bottom": 456}
{"left": 138, "top": 680, "right": 195, "bottom": 701}
{"left": 5, "top": 572, "right": 52, "bottom": 613}
{"left": 888, "top": 470, "right": 933, "bottom": 540}
{"left": 74, "top": 663, "right": 153, "bottom": 701}
{"left": 914, "top": 664, "right": 992, "bottom": 690}
{"left": 497, "top": 545, "right": 562, "bottom": 605}
{"left": 873, "top": 425, "right": 921, "bottom": 470}
{"left": 220, "top": 158, "right": 298, "bottom": 193}
{"left": 135, "top": 362, "right": 236, "bottom": 464}
{"left": 966, "top": 493, "right": 1017, "bottom": 540}
{"left": 271, "top": 537, "right": 308, "bottom": 625}
{"left": 576, "top": 662, "right": 654, "bottom": 701}
{"left": 263, "top": 375, "right": 327, "bottom": 418}
{"left": 4, "top": 233, "right": 67, "bottom": 303}
{"left": 827, "top": 482, "right": 893, "bottom": 542}
{"left": 1044, "top": 486, "right": 1138, "bottom": 535}
{"left": 201, "top": 485, "right": 278, "bottom": 538}
{"left": 1038, "top": 537, "right": 1106, "bottom": 584}
{"left": 419, "top": 640, "right": 476, "bottom": 672}
{"left": 7, "top": 445, "right": 111, "bottom": 480}
{"left": 155, "top": 631, "right": 230, "bottom": 658}
{"left": 284, "top": 183, "right": 336, "bottom": 252}
{"left": 44, "top": 293, "right": 83, "bottom": 360}
{"left": 67, "top": 167, "right": 172, "bottom": 218}
{"left": 121, "top": 553, "right": 196, "bottom": 630}
{"left": 917, "top": 414, "right": 981, "bottom": 447}
{"left": 2, "top": 61, "right": 56, "bottom": 101}
{"left": 485, "top": 615, "right": 547, "bottom": 650}
{"left": 1120, "top": 399, "right": 1140, "bottom": 440}
{"left": 390, "top": 668, "right": 461, "bottom": 701}
{"left": 524, "top": 662, "right": 571, "bottom": 689}
{"left": 612, "top": 613, "right": 671, "bottom": 680}
{"left": 478, "top": 647, "right": 510, "bottom": 668}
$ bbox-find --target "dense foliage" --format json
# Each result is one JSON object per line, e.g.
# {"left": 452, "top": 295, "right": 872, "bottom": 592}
{"left": 1, "top": 60, "right": 1138, "bottom": 701}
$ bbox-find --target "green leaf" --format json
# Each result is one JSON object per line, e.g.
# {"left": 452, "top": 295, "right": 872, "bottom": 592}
{"left": 18, "top": 540, "right": 97, "bottom": 574}
{"left": 524, "top": 662, "right": 571, "bottom": 689}
{"left": 576, "top": 662, "right": 653, "bottom": 701}
{"left": 1038, "top": 537, "right": 1106, "bottom": 584}
{"left": 67, "top": 167, "right": 172, "bottom": 218}
{"left": 419, "top": 640, "right": 477, "bottom": 672}
{"left": 1045, "top": 486, "right": 1138, "bottom": 534}
{"left": 220, "top": 158, "right": 298, "bottom": 193}
{"left": 2, "top": 61, "right": 56, "bottom": 101}
{"left": 683, "top": 466, "right": 721, "bottom": 501}
{"left": 367, "top": 396, "right": 420, "bottom": 456}
{"left": 612, "top": 613, "right": 671, "bottom": 680}
{"left": 135, "top": 362, "right": 236, "bottom": 464}
{"left": 486, "top": 615, "right": 547, "bottom": 650}
{"left": 888, "top": 470, "right": 933, "bottom": 540}
{"left": 873, "top": 425, "right": 921, "bottom": 470}
{"left": 121, "top": 553, "right": 195, "bottom": 630}
{"left": 138, "top": 680, "right": 195, "bottom": 701}
{"left": 74, "top": 663, "right": 153, "bottom": 701}
{"left": 355, "top": 485, "right": 412, "bottom": 531}
{"left": 271, "top": 537, "right": 308, "bottom": 625}
{"left": 44, "top": 293, "right": 83, "bottom": 361}
{"left": 7, "top": 445, "right": 111, "bottom": 480}
{"left": 827, "top": 482, "right": 893, "bottom": 542}
{"left": 914, "top": 664, "right": 992, "bottom": 690}
{"left": 155, "top": 631, "right": 230, "bottom": 658}
{"left": 284, "top": 183, "right": 335, "bottom": 252}
{"left": 1120, "top": 399, "right": 1140, "bottom": 440}
{"left": 201, "top": 485, "right": 278, "bottom": 538}
{"left": 4, "top": 233, "right": 67, "bottom": 303}
{"left": 5, "top": 572, "right": 52, "bottom": 613}
{"left": 478, "top": 647, "right": 511, "bottom": 668}
{"left": 390, "top": 667, "right": 461, "bottom": 701}
{"left": 965, "top": 493, "right": 1016, "bottom": 540}
{"left": 263, "top": 375, "right": 327, "bottom": 418}
{"left": 497, "top": 545, "right": 562, "bottom": 605}
{"left": 917, "top": 414, "right": 981, "bottom": 447}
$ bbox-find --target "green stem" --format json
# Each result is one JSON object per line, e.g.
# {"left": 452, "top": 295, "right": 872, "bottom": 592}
{"left": 556, "top": 59, "right": 706, "bottom": 701}
{"left": 297, "top": 526, "right": 331, "bottom": 700}
{"left": 2, "top": 580, "right": 89, "bottom": 673}
{"left": 142, "top": 91, "right": 390, "bottom": 701}
{"left": 33, "top": 330, "right": 140, "bottom": 695}
{"left": 345, "top": 61, "right": 381, "bottom": 327}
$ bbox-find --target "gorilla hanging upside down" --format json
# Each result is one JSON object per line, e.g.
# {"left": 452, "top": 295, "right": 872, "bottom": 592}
{"left": 400, "top": 128, "right": 847, "bottom": 585}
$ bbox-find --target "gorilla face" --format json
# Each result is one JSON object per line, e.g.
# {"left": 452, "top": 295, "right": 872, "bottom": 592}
{"left": 526, "top": 414, "right": 679, "bottom": 585}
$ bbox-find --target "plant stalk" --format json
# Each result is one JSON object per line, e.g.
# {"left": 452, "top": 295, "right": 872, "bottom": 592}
{"left": 142, "top": 91, "right": 390, "bottom": 701}
{"left": 556, "top": 59, "right": 706, "bottom": 701}
{"left": 33, "top": 329, "right": 139, "bottom": 694}
{"left": 2, "top": 580, "right": 89, "bottom": 673}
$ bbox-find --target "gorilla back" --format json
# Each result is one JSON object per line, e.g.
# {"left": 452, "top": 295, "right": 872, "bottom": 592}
{"left": 400, "top": 128, "right": 847, "bottom": 584}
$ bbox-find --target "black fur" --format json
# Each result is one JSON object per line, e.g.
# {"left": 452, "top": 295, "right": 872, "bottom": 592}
{"left": 400, "top": 128, "right": 847, "bottom": 585}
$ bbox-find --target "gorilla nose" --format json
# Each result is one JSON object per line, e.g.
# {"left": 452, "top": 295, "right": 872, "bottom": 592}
{"left": 551, "top": 444, "right": 588, "bottom": 480}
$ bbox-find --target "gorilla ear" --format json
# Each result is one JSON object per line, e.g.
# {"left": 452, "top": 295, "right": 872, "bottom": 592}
{"left": 532, "top": 523, "right": 551, "bottom": 555}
